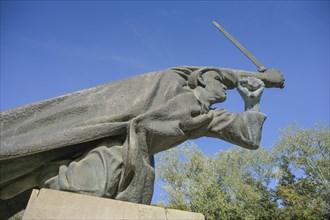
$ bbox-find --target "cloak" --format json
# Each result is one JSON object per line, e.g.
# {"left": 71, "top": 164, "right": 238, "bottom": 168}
{"left": 1, "top": 69, "right": 190, "bottom": 160}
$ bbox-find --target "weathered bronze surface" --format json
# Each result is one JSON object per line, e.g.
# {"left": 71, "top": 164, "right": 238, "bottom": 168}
{"left": 0, "top": 65, "right": 284, "bottom": 218}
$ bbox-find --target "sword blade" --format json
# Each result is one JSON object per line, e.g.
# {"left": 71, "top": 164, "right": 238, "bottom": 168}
{"left": 213, "top": 21, "right": 266, "bottom": 71}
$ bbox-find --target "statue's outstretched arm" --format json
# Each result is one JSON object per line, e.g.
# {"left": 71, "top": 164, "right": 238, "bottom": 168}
{"left": 219, "top": 68, "right": 285, "bottom": 89}
{"left": 206, "top": 76, "right": 267, "bottom": 150}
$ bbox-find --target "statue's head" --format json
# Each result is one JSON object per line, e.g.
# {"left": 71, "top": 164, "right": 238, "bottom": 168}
{"left": 191, "top": 70, "right": 227, "bottom": 104}
{"left": 171, "top": 66, "right": 237, "bottom": 105}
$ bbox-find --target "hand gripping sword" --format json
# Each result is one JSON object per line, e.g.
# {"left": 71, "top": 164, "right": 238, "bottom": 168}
{"left": 212, "top": 21, "right": 267, "bottom": 72}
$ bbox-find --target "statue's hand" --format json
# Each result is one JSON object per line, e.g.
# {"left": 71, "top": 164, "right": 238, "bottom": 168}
{"left": 237, "top": 77, "right": 264, "bottom": 112}
{"left": 263, "top": 68, "right": 285, "bottom": 88}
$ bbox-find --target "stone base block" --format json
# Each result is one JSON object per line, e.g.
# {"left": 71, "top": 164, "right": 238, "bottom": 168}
{"left": 22, "top": 189, "right": 204, "bottom": 219}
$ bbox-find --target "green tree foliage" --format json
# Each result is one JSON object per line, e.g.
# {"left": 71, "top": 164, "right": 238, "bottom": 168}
{"left": 156, "top": 143, "right": 279, "bottom": 220}
{"left": 274, "top": 123, "right": 330, "bottom": 219}
{"left": 156, "top": 123, "right": 329, "bottom": 220}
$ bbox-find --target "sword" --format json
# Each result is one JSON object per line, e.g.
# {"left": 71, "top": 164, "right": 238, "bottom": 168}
{"left": 212, "top": 21, "right": 267, "bottom": 72}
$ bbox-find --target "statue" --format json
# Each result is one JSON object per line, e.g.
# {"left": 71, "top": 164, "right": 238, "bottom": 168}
{"left": 0, "top": 22, "right": 285, "bottom": 218}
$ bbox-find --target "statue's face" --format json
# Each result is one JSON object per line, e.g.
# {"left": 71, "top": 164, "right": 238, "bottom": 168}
{"left": 201, "top": 71, "right": 227, "bottom": 103}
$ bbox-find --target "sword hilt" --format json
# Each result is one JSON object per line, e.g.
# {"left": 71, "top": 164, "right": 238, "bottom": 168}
{"left": 258, "top": 66, "right": 267, "bottom": 72}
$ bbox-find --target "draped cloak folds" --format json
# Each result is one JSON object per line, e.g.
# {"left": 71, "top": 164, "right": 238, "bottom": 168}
{"left": 0, "top": 66, "right": 269, "bottom": 202}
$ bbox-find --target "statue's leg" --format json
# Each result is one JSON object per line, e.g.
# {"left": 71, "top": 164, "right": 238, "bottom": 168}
{"left": 44, "top": 145, "right": 123, "bottom": 199}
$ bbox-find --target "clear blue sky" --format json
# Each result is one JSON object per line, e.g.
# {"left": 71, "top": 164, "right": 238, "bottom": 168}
{"left": 1, "top": 1, "right": 329, "bottom": 204}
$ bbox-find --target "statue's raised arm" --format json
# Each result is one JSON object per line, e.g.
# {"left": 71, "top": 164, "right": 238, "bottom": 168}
{"left": 219, "top": 67, "right": 285, "bottom": 89}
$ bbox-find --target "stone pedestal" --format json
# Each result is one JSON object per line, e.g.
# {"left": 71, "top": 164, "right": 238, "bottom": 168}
{"left": 22, "top": 189, "right": 204, "bottom": 219}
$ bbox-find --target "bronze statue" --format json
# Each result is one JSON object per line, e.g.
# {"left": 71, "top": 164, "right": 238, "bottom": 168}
{"left": 0, "top": 22, "right": 284, "bottom": 218}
